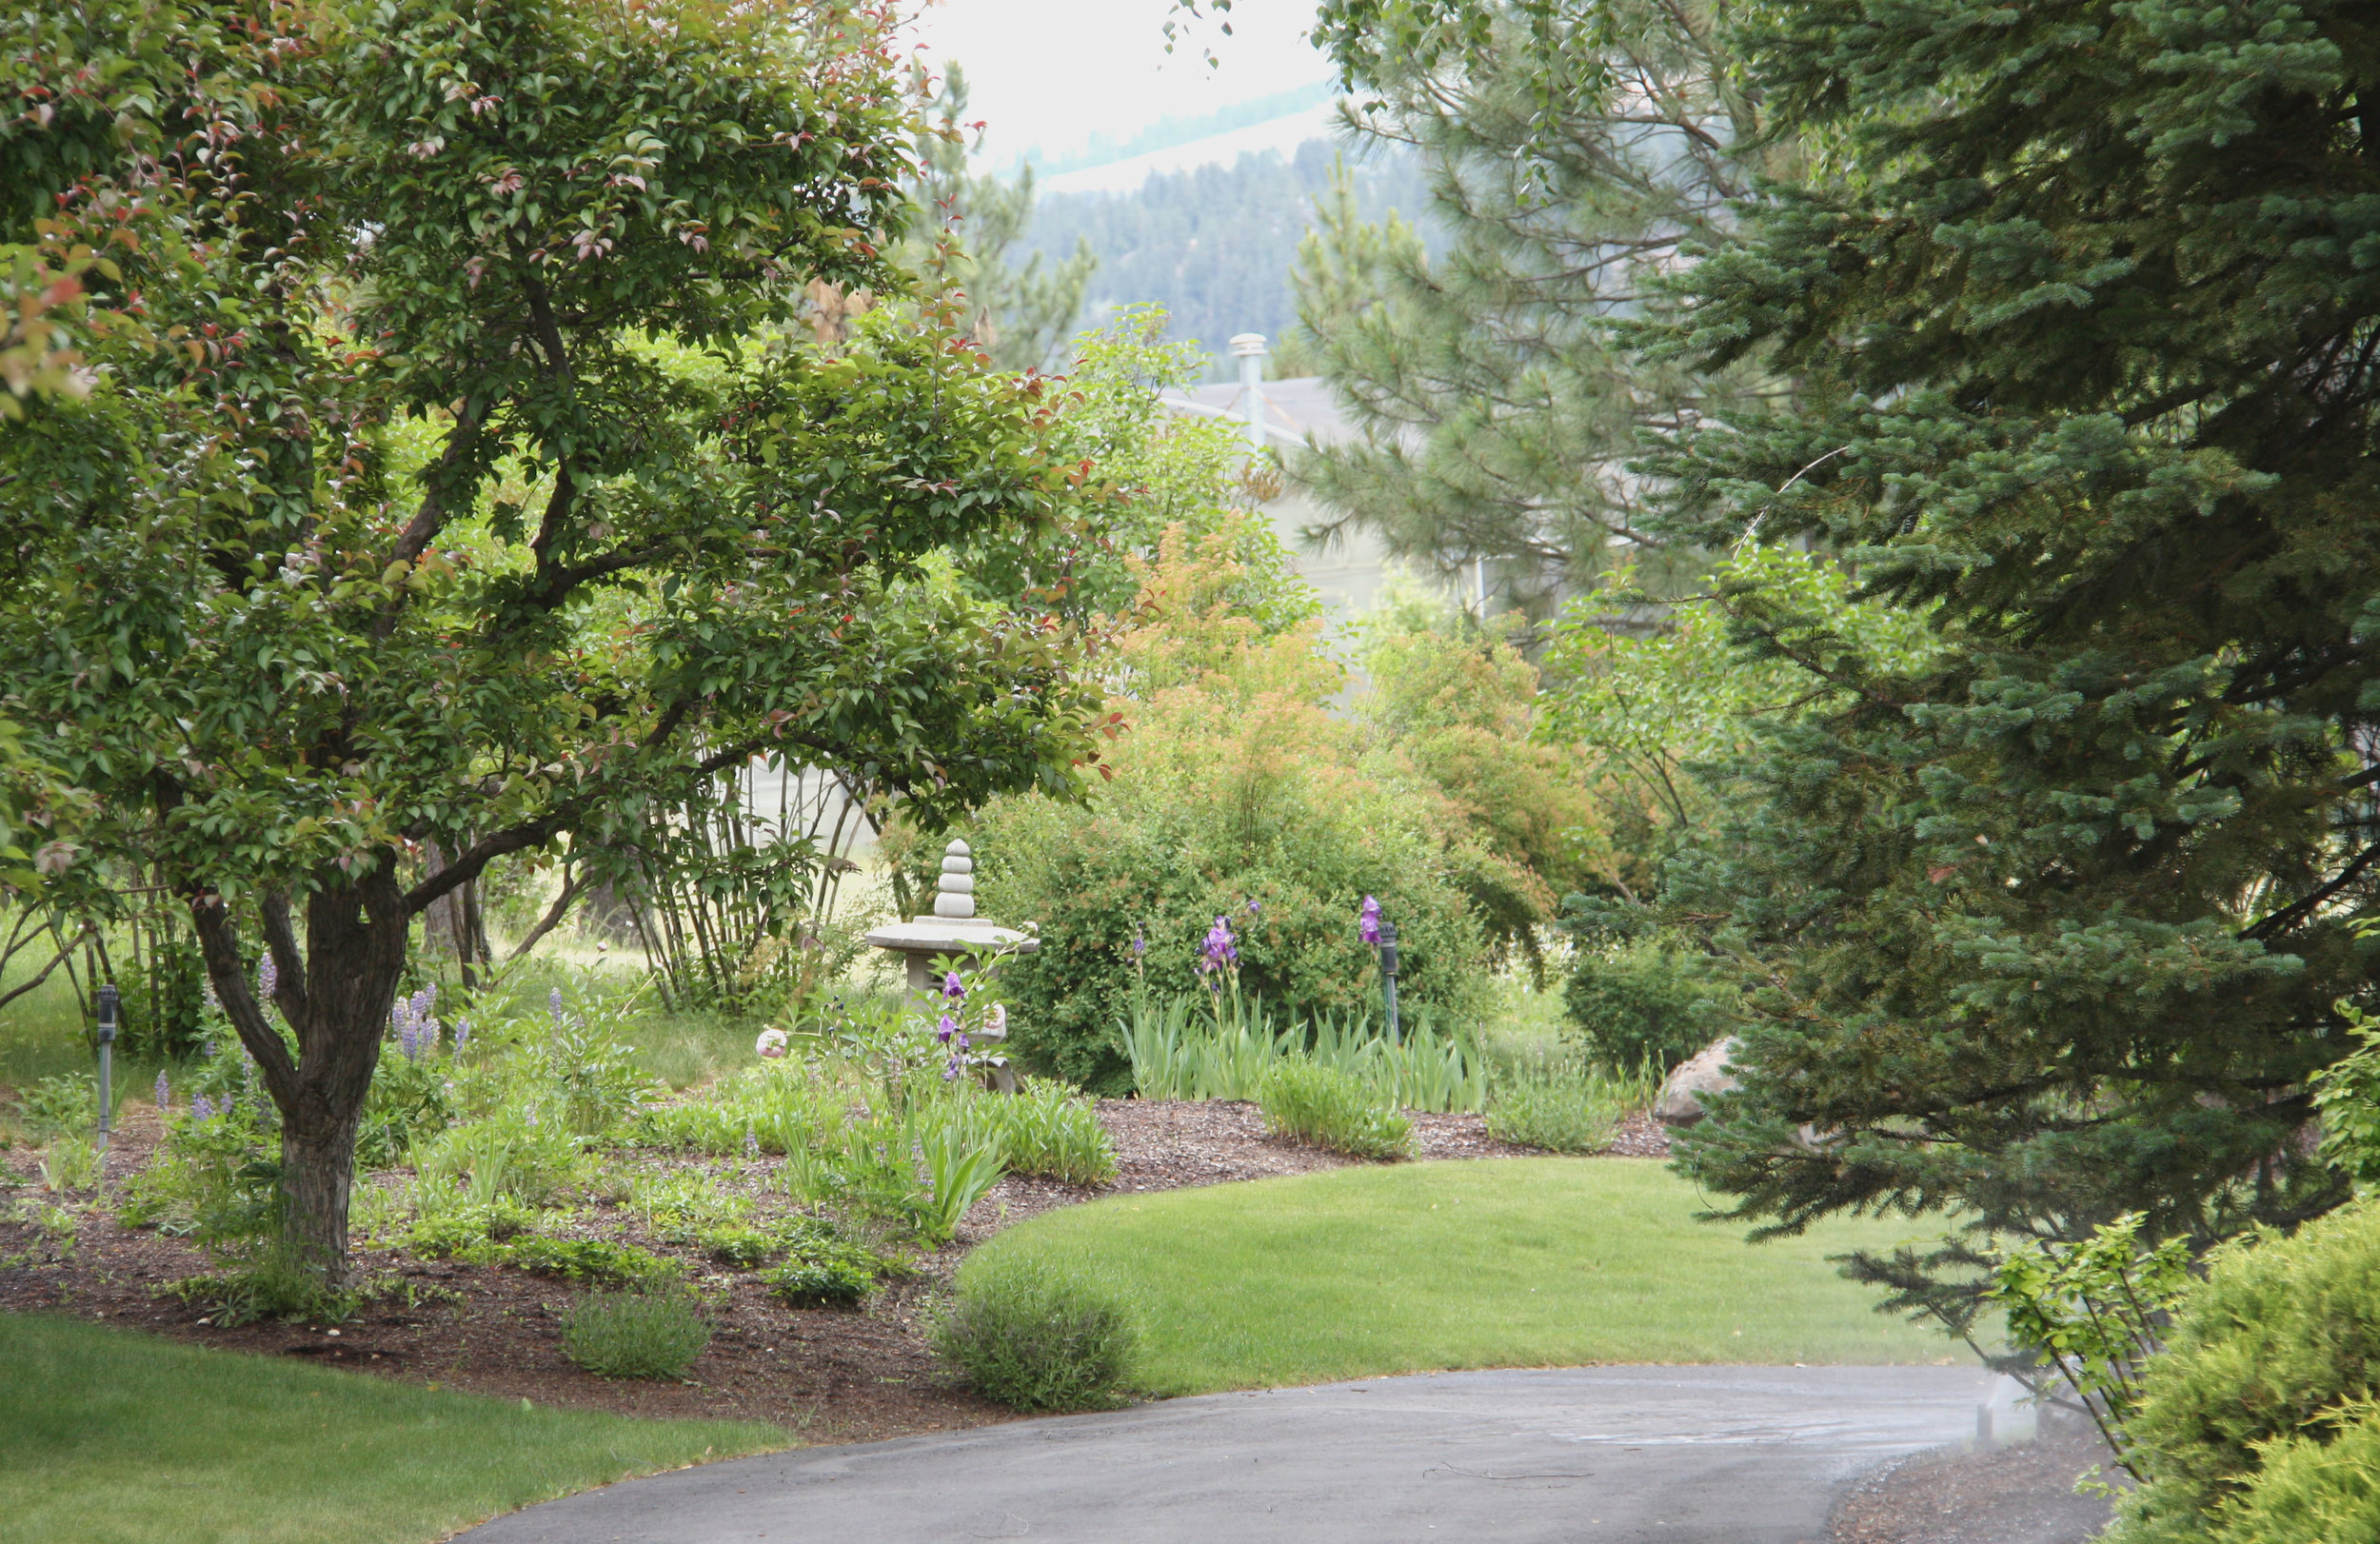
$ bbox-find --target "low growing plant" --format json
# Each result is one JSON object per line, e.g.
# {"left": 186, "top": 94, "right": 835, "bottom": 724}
{"left": 1482, "top": 1062, "right": 1629, "bottom": 1155}
{"left": 562, "top": 1283, "right": 712, "bottom": 1380}
{"left": 762, "top": 1237, "right": 883, "bottom": 1308}
{"left": 935, "top": 1252, "right": 1140, "bottom": 1412}
{"left": 1256, "top": 1060, "right": 1412, "bottom": 1160}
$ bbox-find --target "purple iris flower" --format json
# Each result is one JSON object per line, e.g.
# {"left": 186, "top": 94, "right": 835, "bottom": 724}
{"left": 942, "top": 971, "right": 966, "bottom": 1000}
{"left": 1198, "top": 916, "right": 1239, "bottom": 977}
{"left": 1359, "top": 896, "right": 1382, "bottom": 946}
{"left": 1247, "top": 898, "right": 1260, "bottom": 917}
{"left": 1130, "top": 927, "right": 1147, "bottom": 959}
{"left": 936, "top": 1014, "right": 961, "bottom": 1045}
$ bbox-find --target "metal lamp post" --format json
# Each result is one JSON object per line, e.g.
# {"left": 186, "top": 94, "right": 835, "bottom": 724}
{"left": 1378, "top": 921, "right": 1400, "bottom": 1041}
{"left": 95, "top": 981, "right": 118, "bottom": 1152}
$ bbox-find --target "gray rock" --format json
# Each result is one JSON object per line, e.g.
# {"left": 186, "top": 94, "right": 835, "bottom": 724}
{"left": 1656, "top": 1037, "right": 1740, "bottom": 1127}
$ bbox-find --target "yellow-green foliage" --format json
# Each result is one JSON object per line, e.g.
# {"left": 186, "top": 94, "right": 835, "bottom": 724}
{"left": 2109, "top": 1199, "right": 2380, "bottom": 1544}
{"left": 972, "top": 520, "right": 1497, "bottom": 1092}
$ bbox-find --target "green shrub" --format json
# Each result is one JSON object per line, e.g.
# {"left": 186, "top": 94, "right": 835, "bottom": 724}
{"left": 1560, "top": 937, "right": 1719, "bottom": 1073}
{"left": 967, "top": 751, "right": 1493, "bottom": 1095}
{"left": 562, "top": 1285, "right": 712, "bottom": 1380}
{"left": 697, "top": 1224, "right": 781, "bottom": 1269}
{"left": 404, "top": 1199, "right": 540, "bottom": 1258}
{"left": 974, "top": 1078, "right": 1117, "bottom": 1185}
{"left": 934, "top": 1253, "right": 1140, "bottom": 1412}
{"left": 2107, "top": 1198, "right": 2380, "bottom": 1544}
{"left": 506, "top": 1235, "right": 674, "bottom": 1286}
{"left": 1483, "top": 1062, "right": 1627, "bottom": 1154}
{"left": 1256, "top": 1060, "right": 1412, "bottom": 1159}
{"left": 762, "top": 1237, "right": 882, "bottom": 1307}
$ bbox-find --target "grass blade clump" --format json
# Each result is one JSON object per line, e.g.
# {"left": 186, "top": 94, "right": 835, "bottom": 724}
{"left": 1257, "top": 1060, "right": 1412, "bottom": 1159}
{"left": 562, "top": 1283, "right": 711, "bottom": 1379}
{"left": 981, "top": 1078, "right": 1117, "bottom": 1186}
{"left": 934, "top": 1253, "right": 1140, "bottom": 1413}
{"left": 1483, "top": 1063, "right": 1628, "bottom": 1154}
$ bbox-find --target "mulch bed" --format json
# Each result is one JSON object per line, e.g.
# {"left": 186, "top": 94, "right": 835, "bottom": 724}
{"left": 0, "top": 1097, "right": 1654, "bottom": 1444}
{"left": 1830, "top": 1412, "right": 2121, "bottom": 1544}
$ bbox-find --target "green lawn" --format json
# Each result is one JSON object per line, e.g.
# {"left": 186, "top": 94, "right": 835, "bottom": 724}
{"left": 0, "top": 1314, "right": 785, "bottom": 1544}
{"left": 968, "top": 1158, "right": 1975, "bottom": 1396}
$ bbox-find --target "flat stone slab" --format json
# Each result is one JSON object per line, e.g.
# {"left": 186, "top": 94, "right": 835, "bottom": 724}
{"left": 457, "top": 1364, "right": 1994, "bottom": 1544}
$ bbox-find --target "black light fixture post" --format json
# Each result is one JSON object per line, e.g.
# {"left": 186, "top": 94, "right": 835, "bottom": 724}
{"left": 1378, "top": 920, "right": 1400, "bottom": 1041}
{"left": 95, "top": 982, "right": 119, "bottom": 1152}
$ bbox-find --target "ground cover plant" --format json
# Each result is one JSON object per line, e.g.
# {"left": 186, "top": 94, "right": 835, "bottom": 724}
{"left": 962, "top": 1158, "right": 1964, "bottom": 1396}
{"left": 0, "top": 1313, "right": 783, "bottom": 1544}
{"left": 1255, "top": 1061, "right": 1412, "bottom": 1159}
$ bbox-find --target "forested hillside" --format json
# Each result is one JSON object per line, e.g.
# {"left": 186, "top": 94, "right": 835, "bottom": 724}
{"left": 1018, "top": 139, "right": 1432, "bottom": 377}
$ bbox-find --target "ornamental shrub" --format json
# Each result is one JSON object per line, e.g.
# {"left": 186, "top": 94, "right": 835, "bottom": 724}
{"left": 1256, "top": 1059, "right": 1412, "bottom": 1160}
{"left": 1560, "top": 933, "right": 1723, "bottom": 1075}
{"left": 935, "top": 1253, "right": 1140, "bottom": 1412}
{"left": 964, "top": 525, "right": 1496, "bottom": 1094}
{"left": 2106, "top": 1199, "right": 2380, "bottom": 1544}
{"left": 563, "top": 1284, "right": 712, "bottom": 1380}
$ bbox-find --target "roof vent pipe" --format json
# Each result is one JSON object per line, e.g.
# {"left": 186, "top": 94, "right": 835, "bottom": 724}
{"left": 1228, "top": 332, "right": 1268, "bottom": 453}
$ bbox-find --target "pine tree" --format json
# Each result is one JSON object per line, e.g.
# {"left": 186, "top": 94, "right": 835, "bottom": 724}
{"left": 907, "top": 65, "right": 1097, "bottom": 374}
{"left": 1632, "top": 0, "right": 2380, "bottom": 1330}
{"left": 1286, "top": 0, "right": 1769, "bottom": 612}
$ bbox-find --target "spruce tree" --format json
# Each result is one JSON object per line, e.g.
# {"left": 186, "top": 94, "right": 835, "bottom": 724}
{"left": 1630, "top": 0, "right": 2380, "bottom": 1329}
{"left": 1285, "top": 0, "right": 1767, "bottom": 609}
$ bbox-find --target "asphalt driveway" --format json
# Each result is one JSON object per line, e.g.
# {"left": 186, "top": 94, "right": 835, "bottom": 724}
{"left": 458, "top": 1364, "right": 1994, "bottom": 1543}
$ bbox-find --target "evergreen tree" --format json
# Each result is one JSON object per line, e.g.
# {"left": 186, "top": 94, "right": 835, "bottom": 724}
{"left": 908, "top": 65, "right": 1097, "bottom": 373}
{"left": 1285, "top": 0, "right": 1769, "bottom": 612}
{"left": 1632, "top": 0, "right": 2380, "bottom": 1331}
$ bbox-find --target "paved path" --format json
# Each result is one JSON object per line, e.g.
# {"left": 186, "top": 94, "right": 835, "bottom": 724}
{"left": 462, "top": 1365, "right": 1991, "bottom": 1544}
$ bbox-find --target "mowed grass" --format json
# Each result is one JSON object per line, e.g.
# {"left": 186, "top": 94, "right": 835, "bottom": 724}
{"left": 0, "top": 1314, "right": 786, "bottom": 1544}
{"left": 969, "top": 1158, "right": 1973, "bottom": 1396}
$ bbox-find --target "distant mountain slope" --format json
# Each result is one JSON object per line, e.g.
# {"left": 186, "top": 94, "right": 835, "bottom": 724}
{"left": 1020, "top": 138, "right": 1432, "bottom": 379}
{"left": 1002, "top": 81, "right": 1338, "bottom": 180}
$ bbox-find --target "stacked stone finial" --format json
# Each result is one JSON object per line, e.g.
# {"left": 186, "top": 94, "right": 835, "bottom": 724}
{"left": 932, "top": 839, "right": 976, "bottom": 920}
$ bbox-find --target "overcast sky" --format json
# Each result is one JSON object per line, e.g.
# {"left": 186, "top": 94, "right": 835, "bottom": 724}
{"left": 902, "top": 0, "right": 1335, "bottom": 163}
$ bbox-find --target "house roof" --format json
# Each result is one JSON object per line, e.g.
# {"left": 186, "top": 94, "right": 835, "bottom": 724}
{"left": 1159, "top": 377, "right": 1359, "bottom": 449}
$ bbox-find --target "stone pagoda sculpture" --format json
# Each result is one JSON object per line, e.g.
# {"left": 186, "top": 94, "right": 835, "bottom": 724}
{"left": 865, "top": 840, "right": 1037, "bottom": 1088}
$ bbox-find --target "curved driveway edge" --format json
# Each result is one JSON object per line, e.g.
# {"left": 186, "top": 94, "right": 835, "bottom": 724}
{"left": 459, "top": 1364, "right": 1993, "bottom": 1544}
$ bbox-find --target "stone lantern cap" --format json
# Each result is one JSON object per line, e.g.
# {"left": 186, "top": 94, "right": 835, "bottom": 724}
{"left": 864, "top": 839, "right": 1038, "bottom": 960}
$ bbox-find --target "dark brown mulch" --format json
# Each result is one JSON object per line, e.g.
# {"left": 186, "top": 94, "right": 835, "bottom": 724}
{"left": 0, "top": 1096, "right": 1634, "bottom": 1444}
{"left": 1830, "top": 1413, "right": 2122, "bottom": 1544}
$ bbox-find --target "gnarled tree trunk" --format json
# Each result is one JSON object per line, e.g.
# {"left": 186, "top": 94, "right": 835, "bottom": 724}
{"left": 188, "top": 861, "right": 411, "bottom": 1288}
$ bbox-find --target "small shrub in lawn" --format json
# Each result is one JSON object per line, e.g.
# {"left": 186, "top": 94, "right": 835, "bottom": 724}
{"left": 934, "top": 1253, "right": 1140, "bottom": 1413}
{"left": 1483, "top": 1063, "right": 1625, "bottom": 1154}
{"left": 562, "top": 1283, "right": 712, "bottom": 1380}
{"left": 1257, "top": 1060, "right": 1411, "bottom": 1159}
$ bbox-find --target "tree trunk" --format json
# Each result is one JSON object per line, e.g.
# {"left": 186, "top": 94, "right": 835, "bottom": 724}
{"left": 280, "top": 1109, "right": 360, "bottom": 1277}
{"left": 188, "top": 861, "right": 410, "bottom": 1290}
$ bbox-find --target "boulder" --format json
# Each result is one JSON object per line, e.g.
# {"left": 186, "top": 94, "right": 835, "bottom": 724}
{"left": 1656, "top": 1038, "right": 1740, "bottom": 1128}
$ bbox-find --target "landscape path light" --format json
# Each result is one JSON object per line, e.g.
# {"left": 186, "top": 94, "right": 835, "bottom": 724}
{"left": 95, "top": 981, "right": 118, "bottom": 1152}
{"left": 1378, "top": 920, "right": 1400, "bottom": 1041}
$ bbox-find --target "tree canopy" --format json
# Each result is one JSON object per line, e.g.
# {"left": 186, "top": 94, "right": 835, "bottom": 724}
{"left": 1631, "top": 0, "right": 2380, "bottom": 1330}
{"left": 2, "top": 0, "right": 1107, "bottom": 1279}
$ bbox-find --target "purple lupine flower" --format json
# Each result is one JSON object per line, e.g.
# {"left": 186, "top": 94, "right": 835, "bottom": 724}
{"left": 192, "top": 1093, "right": 215, "bottom": 1121}
{"left": 153, "top": 1071, "right": 170, "bottom": 1110}
{"left": 549, "top": 986, "right": 565, "bottom": 1023}
{"left": 202, "top": 978, "right": 220, "bottom": 1010}
{"left": 452, "top": 1019, "right": 471, "bottom": 1054}
{"left": 942, "top": 971, "right": 965, "bottom": 1000}
{"left": 743, "top": 1131, "right": 761, "bottom": 1158}
{"left": 1359, "top": 896, "right": 1382, "bottom": 946}
{"left": 256, "top": 951, "right": 277, "bottom": 1000}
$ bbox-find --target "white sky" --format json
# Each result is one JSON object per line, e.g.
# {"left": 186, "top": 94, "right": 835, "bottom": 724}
{"left": 901, "top": 0, "right": 1335, "bottom": 163}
